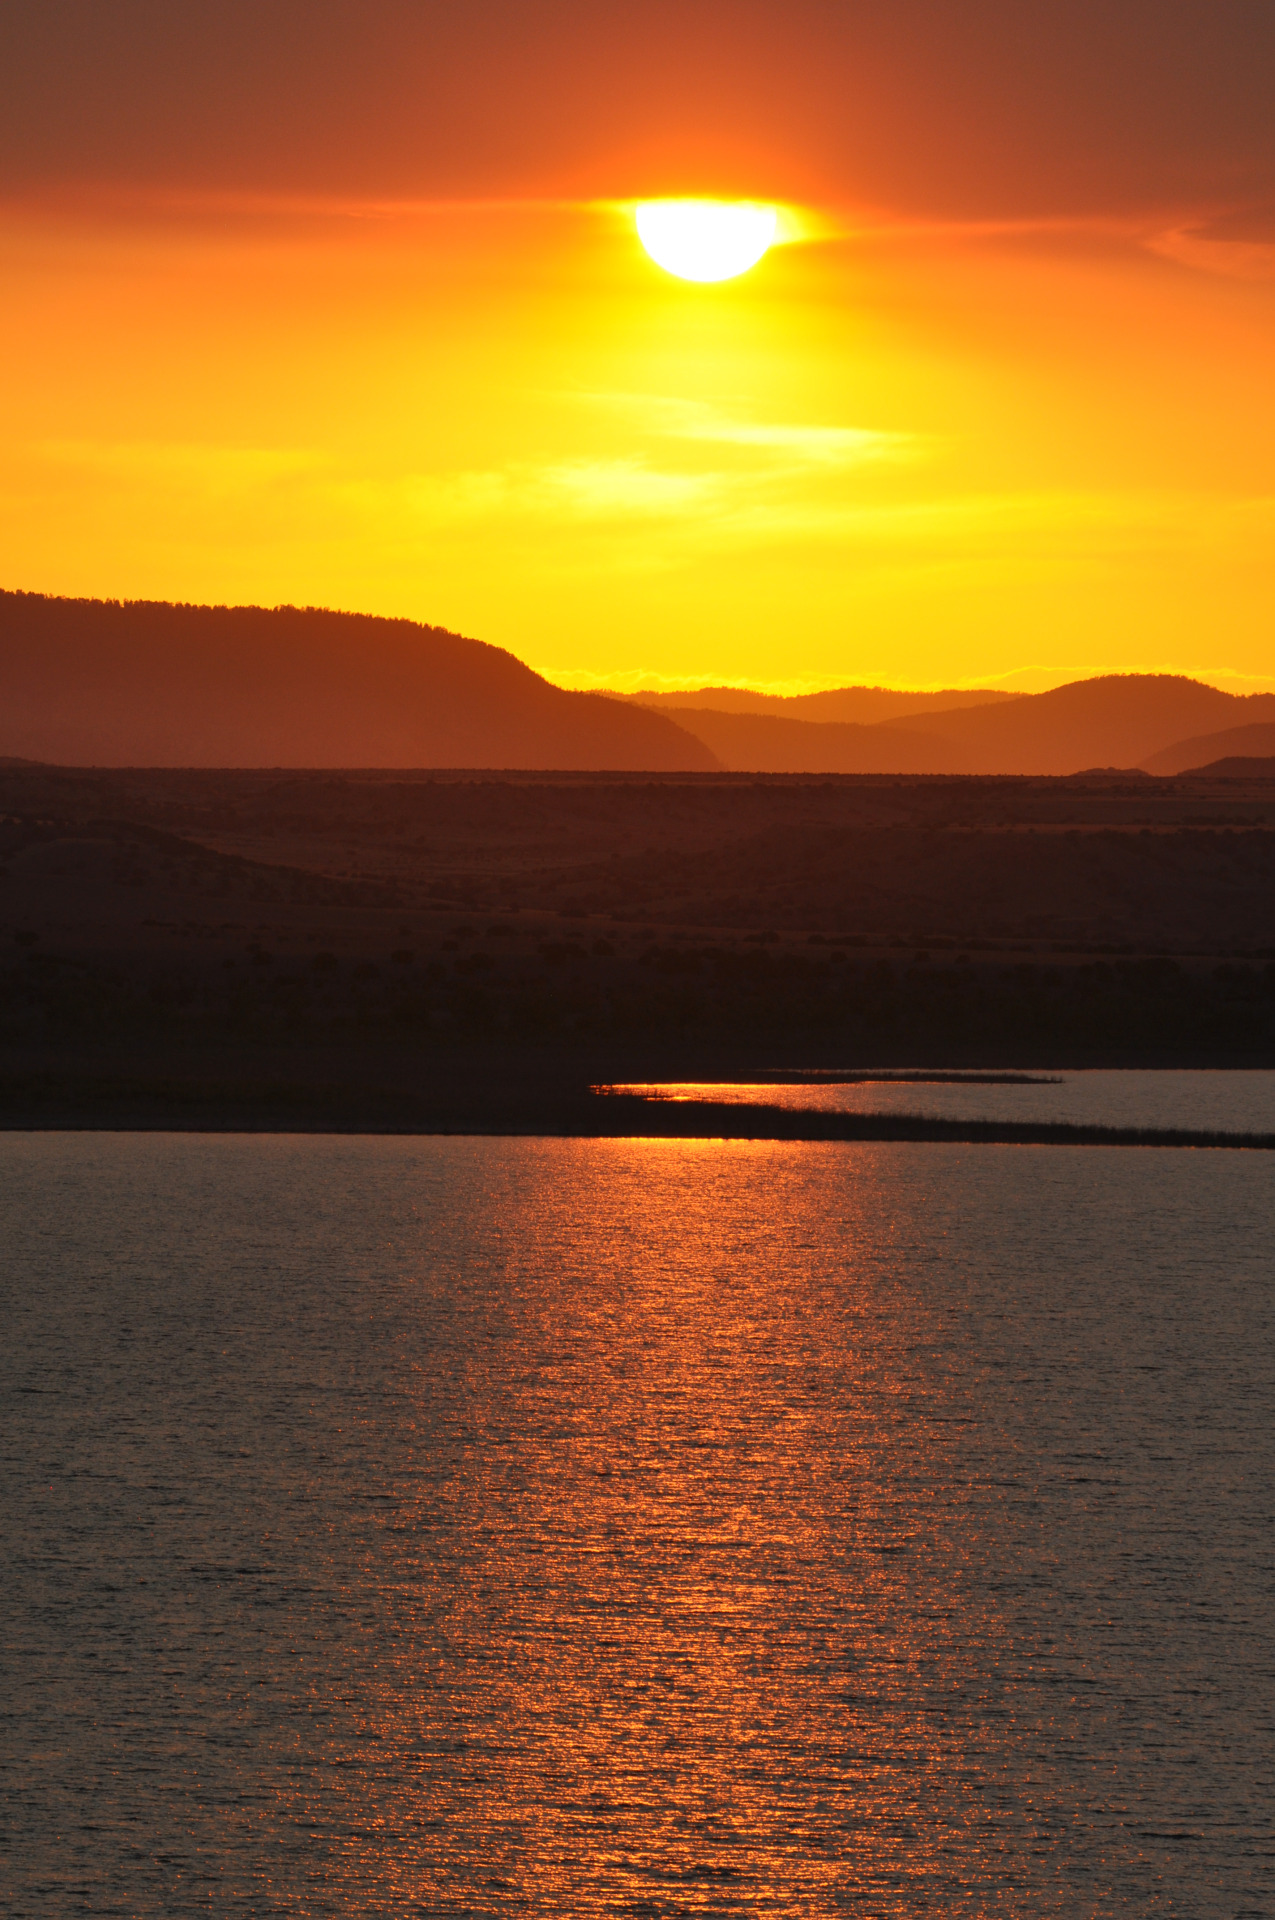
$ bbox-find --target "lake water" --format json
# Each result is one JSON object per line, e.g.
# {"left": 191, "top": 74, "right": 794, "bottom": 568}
{"left": 3, "top": 1133, "right": 1273, "bottom": 1916}
{"left": 605, "top": 1068, "right": 1275, "bottom": 1136}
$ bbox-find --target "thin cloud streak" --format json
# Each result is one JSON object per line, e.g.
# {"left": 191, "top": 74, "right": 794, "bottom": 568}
{"left": 570, "top": 394, "right": 922, "bottom": 469}
{"left": 36, "top": 438, "right": 1275, "bottom": 558}
{"left": 1147, "top": 223, "right": 1275, "bottom": 282}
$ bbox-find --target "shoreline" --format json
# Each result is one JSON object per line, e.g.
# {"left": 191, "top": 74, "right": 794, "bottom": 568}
{"left": 1, "top": 1095, "right": 1270, "bottom": 1149}
{"left": 2, "top": 1045, "right": 1272, "bottom": 1144}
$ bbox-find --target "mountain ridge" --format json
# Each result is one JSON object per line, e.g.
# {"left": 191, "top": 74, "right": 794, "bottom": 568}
{"left": 632, "top": 684, "right": 1022, "bottom": 724}
{"left": 4, "top": 592, "right": 1272, "bottom": 776}
{"left": 1142, "top": 722, "right": 1275, "bottom": 777}
{"left": 0, "top": 591, "right": 718, "bottom": 771}
{"left": 644, "top": 675, "right": 1275, "bottom": 776}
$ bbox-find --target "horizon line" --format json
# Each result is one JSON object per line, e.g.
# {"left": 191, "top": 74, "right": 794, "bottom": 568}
{"left": 5, "top": 585, "right": 1275, "bottom": 699}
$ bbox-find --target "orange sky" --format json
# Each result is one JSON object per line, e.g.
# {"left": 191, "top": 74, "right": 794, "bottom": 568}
{"left": 3, "top": 3, "right": 1274, "bottom": 692}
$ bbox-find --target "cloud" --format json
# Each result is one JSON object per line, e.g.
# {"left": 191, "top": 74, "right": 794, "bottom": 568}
{"left": 577, "top": 393, "right": 920, "bottom": 469}
{"left": 656, "top": 402, "right": 917, "bottom": 466}
{"left": 1146, "top": 223, "right": 1275, "bottom": 282}
{"left": 536, "top": 459, "right": 718, "bottom": 516}
{"left": 702, "top": 488, "right": 1275, "bottom": 562}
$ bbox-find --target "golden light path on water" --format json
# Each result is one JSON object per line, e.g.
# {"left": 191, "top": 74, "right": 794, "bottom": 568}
{"left": 4, "top": 1134, "right": 1273, "bottom": 1913}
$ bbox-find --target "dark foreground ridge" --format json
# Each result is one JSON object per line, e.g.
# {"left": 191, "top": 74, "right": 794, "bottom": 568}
{"left": 3, "top": 759, "right": 1275, "bottom": 1125}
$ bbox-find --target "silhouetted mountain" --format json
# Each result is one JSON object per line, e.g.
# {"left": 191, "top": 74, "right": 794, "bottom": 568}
{"left": 889, "top": 675, "right": 1275, "bottom": 775}
{"left": 635, "top": 685, "right": 1021, "bottom": 723}
{"left": 0, "top": 592, "right": 718, "bottom": 770}
{"left": 9, "top": 594, "right": 1273, "bottom": 778}
{"left": 655, "top": 708, "right": 972, "bottom": 774}
{"left": 665, "top": 675, "right": 1275, "bottom": 775}
{"left": 1177, "top": 756, "right": 1275, "bottom": 777}
{"left": 1141, "top": 723, "right": 1275, "bottom": 776}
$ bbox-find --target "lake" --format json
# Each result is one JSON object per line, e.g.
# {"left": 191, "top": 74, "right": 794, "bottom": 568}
{"left": 3, "top": 1132, "right": 1273, "bottom": 1915}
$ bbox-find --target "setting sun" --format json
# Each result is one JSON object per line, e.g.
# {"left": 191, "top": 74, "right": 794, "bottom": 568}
{"left": 634, "top": 199, "right": 778, "bottom": 282}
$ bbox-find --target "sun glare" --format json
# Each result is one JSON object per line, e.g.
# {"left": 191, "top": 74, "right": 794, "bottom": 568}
{"left": 635, "top": 200, "right": 778, "bottom": 283}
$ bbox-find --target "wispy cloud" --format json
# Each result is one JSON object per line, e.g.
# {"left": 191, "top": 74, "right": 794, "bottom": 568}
{"left": 660, "top": 404, "right": 915, "bottom": 466}
{"left": 1145, "top": 220, "right": 1275, "bottom": 282}
{"left": 536, "top": 459, "right": 719, "bottom": 516}
{"left": 326, "top": 460, "right": 722, "bottom": 531}
{"left": 30, "top": 440, "right": 1275, "bottom": 597}
{"left": 573, "top": 392, "right": 920, "bottom": 469}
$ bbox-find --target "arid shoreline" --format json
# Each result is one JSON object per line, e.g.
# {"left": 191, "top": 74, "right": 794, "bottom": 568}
{"left": 1, "top": 1043, "right": 1271, "bottom": 1143}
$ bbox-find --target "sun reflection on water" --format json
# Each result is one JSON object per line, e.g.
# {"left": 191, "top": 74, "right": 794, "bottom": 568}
{"left": 6, "top": 1134, "right": 1271, "bottom": 1913}
{"left": 375, "top": 1141, "right": 1021, "bottom": 1909}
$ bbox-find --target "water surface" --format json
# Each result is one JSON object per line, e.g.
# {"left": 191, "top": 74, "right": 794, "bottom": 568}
{"left": 3, "top": 1135, "right": 1272, "bottom": 1915}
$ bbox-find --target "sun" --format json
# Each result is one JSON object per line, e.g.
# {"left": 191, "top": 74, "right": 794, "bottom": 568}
{"left": 635, "top": 200, "right": 778, "bottom": 283}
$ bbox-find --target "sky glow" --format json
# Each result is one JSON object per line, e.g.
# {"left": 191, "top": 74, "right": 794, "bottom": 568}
{"left": 2, "top": 3, "right": 1274, "bottom": 692}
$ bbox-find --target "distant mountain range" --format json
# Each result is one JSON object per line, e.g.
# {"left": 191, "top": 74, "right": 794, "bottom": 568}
{"left": 1180, "top": 755, "right": 1275, "bottom": 778}
{"left": 635, "top": 684, "right": 1021, "bottom": 724}
{"left": 3, "top": 591, "right": 1273, "bottom": 776}
{"left": 1141, "top": 723, "right": 1275, "bottom": 776}
{"left": 637, "top": 677, "right": 1275, "bottom": 777}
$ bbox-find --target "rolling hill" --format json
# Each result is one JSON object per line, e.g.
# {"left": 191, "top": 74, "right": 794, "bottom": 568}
{"left": 6, "top": 592, "right": 1274, "bottom": 778}
{"left": 650, "top": 675, "right": 1275, "bottom": 776}
{"left": 0, "top": 592, "right": 718, "bottom": 770}
{"left": 1141, "top": 723, "right": 1275, "bottom": 776}
{"left": 893, "top": 675, "right": 1275, "bottom": 775}
{"left": 1179, "top": 757, "right": 1275, "bottom": 777}
{"left": 652, "top": 708, "right": 973, "bottom": 774}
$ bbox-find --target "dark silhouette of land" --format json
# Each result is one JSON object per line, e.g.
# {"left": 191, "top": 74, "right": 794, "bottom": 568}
{"left": 0, "top": 592, "right": 716, "bottom": 771}
{"left": 5, "top": 592, "right": 1275, "bottom": 776}
{"left": 2, "top": 753, "right": 1274, "bottom": 1131}
{"left": 4, "top": 590, "right": 1274, "bottom": 1132}
{"left": 642, "top": 677, "right": 1275, "bottom": 775}
{"left": 1143, "top": 724, "right": 1275, "bottom": 776}
{"left": 635, "top": 684, "right": 1023, "bottom": 722}
{"left": 640, "top": 710, "right": 974, "bottom": 774}
{"left": 1184, "top": 755, "right": 1275, "bottom": 778}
